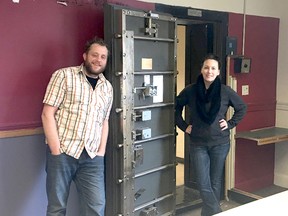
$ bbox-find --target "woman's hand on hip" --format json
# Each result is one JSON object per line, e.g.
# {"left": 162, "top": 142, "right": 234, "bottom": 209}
{"left": 219, "top": 119, "right": 228, "bottom": 131}
{"left": 185, "top": 125, "right": 192, "bottom": 134}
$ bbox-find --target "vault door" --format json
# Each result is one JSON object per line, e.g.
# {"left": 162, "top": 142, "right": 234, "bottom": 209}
{"left": 104, "top": 4, "right": 177, "bottom": 216}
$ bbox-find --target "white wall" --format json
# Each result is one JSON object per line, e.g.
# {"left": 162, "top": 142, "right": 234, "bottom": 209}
{"left": 141, "top": 0, "right": 288, "bottom": 188}
{"left": 141, "top": 0, "right": 285, "bottom": 17}
{"left": 275, "top": 1, "right": 288, "bottom": 185}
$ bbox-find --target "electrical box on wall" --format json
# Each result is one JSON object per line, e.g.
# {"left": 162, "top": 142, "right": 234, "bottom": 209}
{"left": 226, "top": 36, "right": 237, "bottom": 55}
{"left": 234, "top": 57, "right": 251, "bottom": 73}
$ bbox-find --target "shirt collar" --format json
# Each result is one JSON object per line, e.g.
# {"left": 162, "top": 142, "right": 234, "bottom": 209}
{"left": 78, "top": 63, "right": 105, "bottom": 81}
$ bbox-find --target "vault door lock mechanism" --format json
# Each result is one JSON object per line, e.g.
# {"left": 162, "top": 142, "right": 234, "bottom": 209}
{"left": 133, "top": 83, "right": 157, "bottom": 100}
{"left": 132, "top": 110, "right": 152, "bottom": 122}
{"left": 142, "top": 84, "right": 157, "bottom": 98}
{"left": 145, "top": 11, "right": 159, "bottom": 37}
{"left": 132, "top": 127, "right": 152, "bottom": 141}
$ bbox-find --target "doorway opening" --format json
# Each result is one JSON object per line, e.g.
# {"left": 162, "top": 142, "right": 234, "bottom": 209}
{"left": 175, "top": 18, "right": 228, "bottom": 212}
{"left": 175, "top": 24, "right": 201, "bottom": 212}
{"left": 154, "top": 5, "right": 229, "bottom": 212}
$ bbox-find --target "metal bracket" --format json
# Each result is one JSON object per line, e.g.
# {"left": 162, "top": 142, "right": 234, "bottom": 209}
{"left": 140, "top": 206, "right": 158, "bottom": 216}
{"left": 134, "top": 188, "right": 146, "bottom": 200}
{"left": 134, "top": 145, "right": 144, "bottom": 167}
{"left": 134, "top": 128, "right": 152, "bottom": 140}
{"left": 133, "top": 84, "right": 157, "bottom": 100}
{"left": 133, "top": 110, "right": 152, "bottom": 122}
{"left": 143, "top": 84, "right": 157, "bottom": 97}
{"left": 145, "top": 11, "right": 159, "bottom": 37}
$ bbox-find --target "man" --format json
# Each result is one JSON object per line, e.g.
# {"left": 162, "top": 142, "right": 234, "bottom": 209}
{"left": 42, "top": 37, "right": 113, "bottom": 216}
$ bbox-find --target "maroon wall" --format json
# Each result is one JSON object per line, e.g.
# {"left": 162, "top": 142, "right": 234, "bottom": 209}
{"left": 0, "top": 1, "right": 104, "bottom": 130}
{"left": 228, "top": 13, "right": 279, "bottom": 192}
{"left": 0, "top": 0, "right": 154, "bottom": 131}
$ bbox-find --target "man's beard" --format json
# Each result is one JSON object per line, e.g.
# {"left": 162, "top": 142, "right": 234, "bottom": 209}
{"left": 84, "top": 61, "right": 104, "bottom": 77}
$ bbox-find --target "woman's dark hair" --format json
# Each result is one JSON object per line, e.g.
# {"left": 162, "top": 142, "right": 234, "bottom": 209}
{"left": 201, "top": 54, "right": 221, "bottom": 70}
{"left": 84, "top": 36, "right": 110, "bottom": 56}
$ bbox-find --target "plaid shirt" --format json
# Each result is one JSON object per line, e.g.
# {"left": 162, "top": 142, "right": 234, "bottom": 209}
{"left": 43, "top": 64, "right": 113, "bottom": 159}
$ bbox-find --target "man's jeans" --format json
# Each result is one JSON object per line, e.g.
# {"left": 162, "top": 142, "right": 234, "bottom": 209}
{"left": 190, "top": 143, "right": 230, "bottom": 216}
{"left": 46, "top": 148, "right": 105, "bottom": 216}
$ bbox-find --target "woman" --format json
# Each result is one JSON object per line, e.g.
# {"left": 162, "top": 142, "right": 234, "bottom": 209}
{"left": 175, "top": 54, "right": 247, "bottom": 216}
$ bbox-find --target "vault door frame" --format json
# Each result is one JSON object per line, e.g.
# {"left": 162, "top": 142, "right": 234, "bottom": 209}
{"left": 104, "top": 4, "right": 178, "bottom": 216}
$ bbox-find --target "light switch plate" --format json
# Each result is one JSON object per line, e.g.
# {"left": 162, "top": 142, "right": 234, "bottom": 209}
{"left": 242, "top": 85, "right": 249, "bottom": 95}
